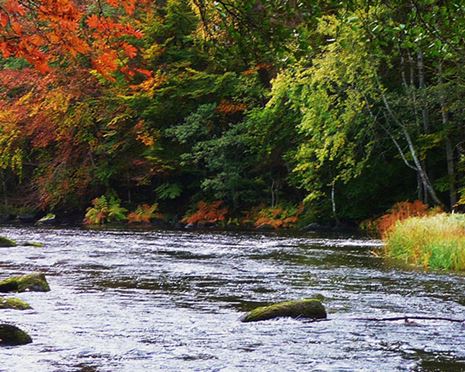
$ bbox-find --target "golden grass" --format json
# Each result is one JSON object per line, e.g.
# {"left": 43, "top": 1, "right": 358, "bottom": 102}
{"left": 384, "top": 213, "right": 465, "bottom": 271}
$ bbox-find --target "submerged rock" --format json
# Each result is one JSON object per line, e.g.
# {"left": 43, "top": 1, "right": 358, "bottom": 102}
{"left": 240, "top": 298, "right": 327, "bottom": 322}
{"left": 0, "top": 273, "right": 50, "bottom": 293}
{"left": 22, "top": 241, "right": 44, "bottom": 247}
{"left": 0, "top": 236, "right": 17, "bottom": 247}
{"left": 36, "top": 213, "right": 57, "bottom": 226}
{"left": 0, "top": 297, "right": 32, "bottom": 310}
{"left": 0, "top": 324, "right": 32, "bottom": 345}
{"left": 17, "top": 214, "right": 37, "bottom": 223}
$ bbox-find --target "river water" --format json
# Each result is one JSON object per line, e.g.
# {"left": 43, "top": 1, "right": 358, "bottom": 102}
{"left": 0, "top": 226, "right": 464, "bottom": 371}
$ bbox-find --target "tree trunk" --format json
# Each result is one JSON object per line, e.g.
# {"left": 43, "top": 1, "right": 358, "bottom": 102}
{"left": 438, "top": 63, "right": 457, "bottom": 209}
{"left": 417, "top": 51, "right": 431, "bottom": 204}
{"left": 380, "top": 92, "right": 444, "bottom": 207}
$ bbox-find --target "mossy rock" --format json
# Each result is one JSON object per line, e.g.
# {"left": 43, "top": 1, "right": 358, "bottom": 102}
{"left": 240, "top": 298, "right": 327, "bottom": 322}
{"left": 0, "top": 297, "right": 32, "bottom": 310}
{"left": 0, "top": 236, "right": 17, "bottom": 247}
{"left": 0, "top": 273, "right": 50, "bottom": 293}
{"left": 22, "top": 241, "right": 44, "bottom": 247}
{"left": 0, "top": 324, "right": 32, "bottom": 345}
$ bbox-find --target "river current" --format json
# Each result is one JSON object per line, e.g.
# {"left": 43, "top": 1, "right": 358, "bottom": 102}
{"left": 0, "top": 226, "right": 464, "bottom": 371}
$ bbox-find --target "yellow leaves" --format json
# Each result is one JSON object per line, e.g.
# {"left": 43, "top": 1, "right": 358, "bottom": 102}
{"left": 143, "top": 43, "right": 165, "bottom": 61}
{"left": 134, "top": 120, "right": 157, "bottom": 147}
{"left": 129, "top": 73, "right": 165, "bottom": 95}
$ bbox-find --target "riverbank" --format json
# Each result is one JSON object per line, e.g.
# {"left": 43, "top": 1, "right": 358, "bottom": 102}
{"left": 384, "top": 213, "right": 465, "bottom": 271}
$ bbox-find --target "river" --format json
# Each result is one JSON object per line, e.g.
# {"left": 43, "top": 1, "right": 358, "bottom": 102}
{"left": 0, "top": 226, "right": 464, "bottom": 371}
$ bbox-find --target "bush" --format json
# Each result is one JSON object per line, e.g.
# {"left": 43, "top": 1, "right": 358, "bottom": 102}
{"left": 384, "top": 213, "right": 465, "bottom": 271}
{"left": 249, "top": 204, "right": 303, "bottom": 229}
{"left": 361, "top": 200, "right": 431, "bottom": 237}
{"left": 127, "top": 203, "right": 161, "bottom": 224}
{"left": 84, "top": 195, "right": 127, "bottom": 225}
{"left": 182, "top": 200, "right": 228, "bottom": 225}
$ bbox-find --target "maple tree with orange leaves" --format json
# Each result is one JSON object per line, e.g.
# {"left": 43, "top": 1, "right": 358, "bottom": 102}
{"left": 0, "top": 0, "right": 148, "bottom": 76}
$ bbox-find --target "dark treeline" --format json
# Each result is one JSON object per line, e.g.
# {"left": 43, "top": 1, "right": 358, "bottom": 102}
{"left": 1, "top": 0, "right": 464, "bottom": 225}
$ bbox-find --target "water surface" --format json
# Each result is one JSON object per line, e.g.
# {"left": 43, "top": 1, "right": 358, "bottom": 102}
{"left": 0, "top": 227, "right": 464, "bottom": 371}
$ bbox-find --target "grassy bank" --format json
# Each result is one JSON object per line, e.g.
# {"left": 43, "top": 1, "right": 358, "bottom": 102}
{"left": 384, "top": 214, "right": 465, "bottom": 271}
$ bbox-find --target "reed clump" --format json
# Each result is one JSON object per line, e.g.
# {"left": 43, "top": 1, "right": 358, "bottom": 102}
{"left": 384, "top": 213, "right": 465, "bottom": 271}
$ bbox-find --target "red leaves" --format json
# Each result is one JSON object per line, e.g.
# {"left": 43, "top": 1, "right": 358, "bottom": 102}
{"left": 86, "top": 14, "right": 100, "bottom": 29}
{"left": 0, "top": 0, "right": 148, "bottom": 79}
{"left": 182, "top": 201, "right": 228, "bottom": 225}
{"left": 373, "top": 200, "right": 432, "bottom": 237}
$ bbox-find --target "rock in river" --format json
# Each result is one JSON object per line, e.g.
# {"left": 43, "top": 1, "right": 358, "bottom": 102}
{"left": 240, "top": 298, "right": 327, "bottom": 322}
{"left": 0, "top": 236, "right": 17, "bottom": 247}
{"left": 0, "top": 297, "right": 32, "bottom": 310}
{"left": 0, "top": 324, "right": 32, "bottom": 345}
{"left": 0, "top": 273, "right": 50, "bottom": 293}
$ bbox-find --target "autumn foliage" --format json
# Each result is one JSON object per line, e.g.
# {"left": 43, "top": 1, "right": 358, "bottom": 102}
{"left": 182, "top": 201, "right": 228, "bottom": 225}
{"left": 0, "top": 0, "right": 147, "bottom": 76}
{"left": 252, "top": 204, "right": 304, "bottom": 229}
{"left": 370, "top": 200, "right": 432, "bottom": 237}
{"left": 127, "top": 203, "right": 161, "bottom": 224}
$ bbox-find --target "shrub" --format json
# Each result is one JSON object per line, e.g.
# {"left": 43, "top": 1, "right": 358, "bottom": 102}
{"left": 361, "top": 200, "right": 431, "bottom": 237}
{"left": 182, "top": 200, "right": 228, "bottom": 225}
{"left": 384, "top": 213, "right": 465, "bottom": 271}
{"left": 252, "top": 204, "right": 303, "bottom": 229}
{"left": 127, "top": 203, "right": 161, "bottom": 224}
{"left": 84, "top": 195, "right": 127, "bottom": 225}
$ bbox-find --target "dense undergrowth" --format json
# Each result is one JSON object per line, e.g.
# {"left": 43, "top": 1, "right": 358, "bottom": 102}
{"left": 2, "top": 1, "right": 465, "bottom": 227}
{"left": 384, "top": 214, "right": 465, "bottom": 272}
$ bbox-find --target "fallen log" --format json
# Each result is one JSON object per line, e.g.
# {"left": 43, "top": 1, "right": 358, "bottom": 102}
{"left": 353, "top": 315, "right": 465, "bottom": 323}
{"left": 241, "top": 298, "right": 327, "bottom": 322}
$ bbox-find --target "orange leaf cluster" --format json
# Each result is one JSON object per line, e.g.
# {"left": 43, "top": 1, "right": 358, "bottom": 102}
{"left": 0, "top": 0, "right": 148, "bottom": 78}
{"left": 376, "top": 200, "right": 430, "bottom": 237}
{"left": 216, "top": 100, "right": 247, "bottom": 115}
{"left": 128, "top": 203, "right": 161, "bottom": 224}
{"left": 182, "top": 201, "right": 228, "bottom": 225}
{"left": 253, "top": 204, "right": 303, "bottom": 229}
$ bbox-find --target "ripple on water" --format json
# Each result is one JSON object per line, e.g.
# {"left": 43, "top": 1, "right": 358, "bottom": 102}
{"left": 0, "top": 226, "right": 464, "bottom": 371}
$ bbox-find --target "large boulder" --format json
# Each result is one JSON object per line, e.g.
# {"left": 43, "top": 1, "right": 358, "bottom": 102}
{"left": 240, "top": 298, "right": 327, "bottom": 322}
{"left": 0, "top": 324, "right": 32, "bottom": 345}
{"left": 0, "top": 236, "right": 17, "bottom": 247}
{"left": 0, "top": 273, "right": 50, "bottom": 293}
{"left": 0, "top": 297, "right": 32, "bottom": 310}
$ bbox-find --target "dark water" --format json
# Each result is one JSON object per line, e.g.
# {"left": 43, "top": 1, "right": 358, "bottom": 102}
{"left": 0, "top": 227, "right": 465, "bottom": 371}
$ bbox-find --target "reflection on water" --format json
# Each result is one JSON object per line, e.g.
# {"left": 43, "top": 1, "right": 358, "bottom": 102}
{"left": 0, "top": 227, "right": 464, "bottom": 371}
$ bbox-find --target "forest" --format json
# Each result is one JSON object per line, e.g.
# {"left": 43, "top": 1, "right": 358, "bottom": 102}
{"left": 1, "top": 0, "right": 464, "bottom": 227}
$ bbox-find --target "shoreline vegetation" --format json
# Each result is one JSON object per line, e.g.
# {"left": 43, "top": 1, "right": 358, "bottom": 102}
{"left": 2, "top": 200, "right": 465, "bottom": 274}
{"left": 384, "top": 214, "right": 465, "bottom": 272}
{"left": 1, "top": 2, "right": 465, "bottom": 239}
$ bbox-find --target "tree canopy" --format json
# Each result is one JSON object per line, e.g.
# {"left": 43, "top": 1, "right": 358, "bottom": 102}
{"left": 1, "top": 0, "right": 465, "bottom": 224}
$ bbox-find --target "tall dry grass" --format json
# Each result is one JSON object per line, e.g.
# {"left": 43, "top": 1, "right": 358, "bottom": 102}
{"left": 384, "top": 213, "right": 465, "bottom": 271}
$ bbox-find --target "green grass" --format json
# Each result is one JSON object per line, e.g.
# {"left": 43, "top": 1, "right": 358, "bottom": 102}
{"left": 384, "top": 213, "right": 465, "bottom": 271}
